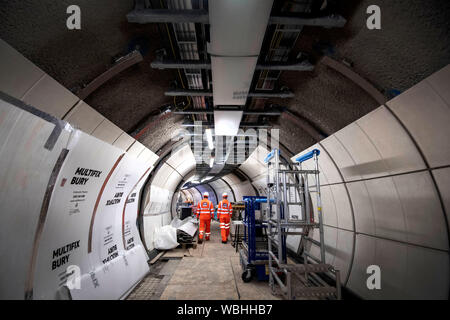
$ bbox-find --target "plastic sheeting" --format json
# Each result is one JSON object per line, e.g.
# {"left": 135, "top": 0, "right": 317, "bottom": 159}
{"left": 153, "top": 225, "right": 179, "bottom": 250}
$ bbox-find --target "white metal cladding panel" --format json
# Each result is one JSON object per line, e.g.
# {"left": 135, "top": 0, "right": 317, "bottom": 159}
{"left": 208, "top": 179, "right": 227, "bottom": 191}
{"left": 392, "top": 171, "right": 448, "bottom": 250}
{"left": 317, "top": 185, "right": 338, "bottom": 227}
{"left": 174, "top": 158, "right": 196, "bottom": 177}
{"left": 209, "top": 180, "right": 236, "bottom": 202}
{"left": 329, "top": 184, "right": 353, "bottom": 231}
{"left": 432, "top": 167, "right": 450, "bottom": 231}
{"left": 239, "top": 152, "right": 266, "bottom": 179}
{"left": 222, "top": 173, "right": 241, "bottom": 186}
{"left": 233, "top": 181, "right": 256, "bottom": 201}
{"left": 143, "top": 214, "right": 163, "bottom": 251}
{"left": 63, "top": 101, "right": 104, "bottom": 135}
{"left": 22, "top": 75, "right": 79, "bottom": 119}
{"left": 363, "top": 176, "right": 407, "bottom": 243}
{"left": 346, "top": 181, "right": 376, "bottom": 235}
{"left": 387, "top": 79, "right": 450, "bottom": 168}
{"left": 348, "top": 234, "right": 449, "bottom": 299}
{"left": 251, "top": 175, "right": 267, "bottom": 196}
{"left": 426, "top": 64, "right": 450, "bottom": 106}
{"left": 208, "top": 0, "right": 273, "bottom": 56}
{"left": 196, "top": 184, "right": 218, "bottom": 206}
{"left": 165, "top": 169, "right": 183, "bottom": 192}
{"left": 151, "top": 163, "right": 174, "bottom": 188}
{"left": 166, "top": 144, "right": 196, "bottom": 169}
{"left": 286, "top": 233, "right": 301, "bottom": 253}
{"left": 333, "top": 229, "right": 354, "bottom": 284}
{"left": 188, "top": 187, "right": 202, "bottom": 203}
{"left": 321, "top": 135, "right": 362, "bottom": 182}
{"left": 334, "top": 123, "right": 390, "bottom": 181}
{"left": 113, "top": 132, "right": 135, "bottom": 151}
{"left": 126, "top": 141, "right": 145, "bottom": 158}
{"left": 0, "top": 100, "right": 71, "bottom": 299}
{"left": 0, "top": 39, "right": 44, "bottom": 99}
{"left": 356, "top": 106, "right": 426, "bottom": 174}
{"left": 345, "top": 234, "right": 376, "bottom": 298}
{"left": 308, "top": 225, "right": 338, "bottom": 266}
{"left": 403, "top": 244, "right": 449, "bottom": 299}
{"left": 137, "top": 148, "right": 158, "bottom": 167}
{"left": 91, "top": 118, "right": 123, "bottom": 145}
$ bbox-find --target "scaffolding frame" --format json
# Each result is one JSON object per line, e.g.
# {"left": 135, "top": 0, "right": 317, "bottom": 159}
{"left": 265, "top": 148, "right": 341, "bottom": 300}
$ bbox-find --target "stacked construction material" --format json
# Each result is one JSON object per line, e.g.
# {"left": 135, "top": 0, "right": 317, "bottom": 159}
{"left": 171, "top": 217, "right": 198, "bottom": 243}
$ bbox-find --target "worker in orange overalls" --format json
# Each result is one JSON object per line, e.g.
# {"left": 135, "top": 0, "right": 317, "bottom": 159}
{"left": 217, "top": 193, "right": 233, "bottom": 244}
{"left": 196, "top": 192, "right": 214, "bottom": 243}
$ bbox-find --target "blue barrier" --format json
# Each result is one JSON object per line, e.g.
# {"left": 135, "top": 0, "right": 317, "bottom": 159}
{"left": 264, "top": 149, "right": 280, "bottom": 163}
{"left": 295, "top": 149, "right": 320, "bottom": 163}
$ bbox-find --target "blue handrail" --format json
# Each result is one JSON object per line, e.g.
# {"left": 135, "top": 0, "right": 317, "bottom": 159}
{"left": 295, "top": 149, "right": 320, "bottom": 163}
{"left": 264, "top": 149, "right": 280, "bottom": 163}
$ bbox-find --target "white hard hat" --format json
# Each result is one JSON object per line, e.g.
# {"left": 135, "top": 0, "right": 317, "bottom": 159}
{"left": 222, "top": 192, "right": 228, "bottom": 198}
{"left": 203, "top": 192, "right": 209, "bottom": 197}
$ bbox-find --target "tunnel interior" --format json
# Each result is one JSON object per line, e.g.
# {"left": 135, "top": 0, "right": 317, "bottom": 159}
{"left": 0, "top": 0, "right": 449, "bottom": 300}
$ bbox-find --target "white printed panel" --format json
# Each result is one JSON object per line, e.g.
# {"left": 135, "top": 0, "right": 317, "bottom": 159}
{"left": 0, "top": 99, "right": 71, "bottom": 299}
{"left": 90, "top": 154, "right": 149, "bottom": 267}
{"left": 33, "top": 130, "right": 124, "bottom": 299}
{"left": 123, "top": 167, "right": 153, "bottom": 252}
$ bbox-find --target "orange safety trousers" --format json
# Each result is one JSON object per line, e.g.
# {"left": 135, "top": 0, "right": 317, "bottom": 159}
{"left": 219, "top": 216, "right": 230, "bottom": 241}
{"left": 199, "top": 218, "right": 211, "bottom": 240}
{"left": 197, "top": 198, "right": 214, "bottom": 240}
{"left": 217, "top": 199, "right": 232, "bottom": 242}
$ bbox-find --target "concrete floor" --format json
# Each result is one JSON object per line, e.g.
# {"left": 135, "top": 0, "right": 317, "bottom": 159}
{"left": 128, "top": 221, "right": 281, "bottom": 300}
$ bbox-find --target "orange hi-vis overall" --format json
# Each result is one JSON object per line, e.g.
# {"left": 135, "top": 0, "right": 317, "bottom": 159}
{"left": 196, "top": 198, "right": 214, "bottom": 240}
{"left": 217, "top": 199, "right": 232, "bottom": 242}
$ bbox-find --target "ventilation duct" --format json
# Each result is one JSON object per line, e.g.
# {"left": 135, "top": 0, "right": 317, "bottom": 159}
{"left": 208, "top": 0, "right": 274, "bottom": 106}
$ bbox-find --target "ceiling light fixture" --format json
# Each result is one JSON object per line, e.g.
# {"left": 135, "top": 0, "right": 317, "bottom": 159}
{"left": 205, "top": 128, "right": 214, "bottom": 150}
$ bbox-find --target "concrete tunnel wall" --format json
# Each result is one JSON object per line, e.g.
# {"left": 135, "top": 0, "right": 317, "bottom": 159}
{"left": 0, "top": 39, "right": 160, "bottom": 300}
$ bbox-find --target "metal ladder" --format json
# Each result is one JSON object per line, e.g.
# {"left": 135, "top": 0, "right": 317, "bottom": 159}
{"left": 264, "top": 148, "right": 341, "bottom": 300}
